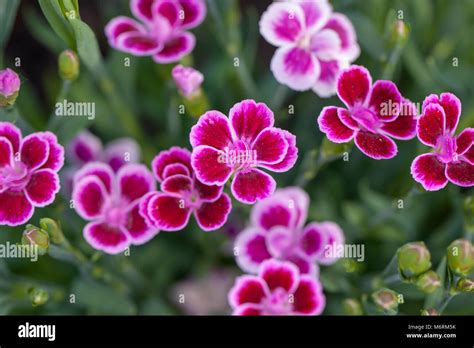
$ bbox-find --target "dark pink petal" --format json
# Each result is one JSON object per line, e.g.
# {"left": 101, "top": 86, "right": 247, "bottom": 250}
{"left": 131, "top": 0, "right": 154, "bottom": 23}
{"left": 153, "top": 0, "right": 182, "bottom": 28}
{"left": 39, "top": 132, "right": 64, "bottom": 171}
{"left": 260, "top": 130, "right": 298, "bottom": 172}
{"left": 252, "top": 128, "right": 288, "bottom": 164}
{"left": 251, "top": 197, "right": 294, "bottom": 230}
{"left": 24, "top": 169, "right": 60, "bottom": 207}
{"left": 0, "top": 122, "right": 21, "bottom": 153}
{"left": 298, "top": 0, "right": 331, "bottom": 30}
{"left": 456, "top": 128, "right": 474, "bottom": 155}
{"left": 105, "top": 16, "right": 145, "bottom": 47}
{"left": 191, "top": 145, "right": 232, "bottom": 186}
{"left": 315, "top": 221, "right": 345, "bottom": 265}
{"left": 293, "top": 276, "right": 325, "bottom": 315}
{"left": 278, "top": 187, "right": 309, "bottom": 229}
{"left": 231, "top": 169, "right": 276, "bottom": 204}
{"left": 423, "top": 93, "right": 461, "bottom": 135}
{"left": 337, "top": 65, "right": 371, "bottom": 108}
{"left": 318, "top": 106, "right": 355, "bottom": 143}
{"left": 72, "top": 176, "right": 107, "bottom": 220}
{"left": 462, "top": 147, "right": 474, "bottom": 165}
{"left": 177, "top": 0, "right": 207, "bottom": 30}
{"left": 259, "top": 259, "right": 299, "bottom": 293}
{"left": 266, "top": 226, "right": 293, "bottom": 258}
{"left": 232, "top": 303, "right": 263, "bottom": 316}
{"left": 310, "top": 29, "right": 341, "bottom": 60}
{"left": 287, "top": 253, "right": 319, "bottom": 277}
{"left": 337, "top": 108, "right": 359, "bottom": 130}
{"left": 417, "top": 103, "right": 446, "bottom": 147}
{"left": 368, "top": 80, "right": 402, "bottom": 122}
{"left": 74, "top": 162, "right": 114, "bottom": 193}
{"left": 0, "top": 136, "right": 13, "bottom": 166}
{"left": 411, "top": 153, "right": 448, "bottom": 191}
{"left": 189, "top": 110, "right": 233, "bottom": 150}
{"left": 194, "top": 179, "right": 222, "bottom": 202}
{"left": 147, "top": 193, "right": 192, "bottom": 231}
{"left": 162, "top": 163, "right": 191, "bottom": 179}
{"left": 104, "top": 138, "right": 141, "bottom": 172}
{"left": 0, "top": 190, "right": 34, "bottom": 226}
{"left": 195, "top": 193, "right": 231, "bottom": 231}
{"left": 354, "top": 131, "right": 397, "bottom": 160}
{"left": 124, "top": 203, "right": 160, "bottom": 245}
{"left": 117, "top": 164, "right": 155, "bottom": 203}
{"left": 235, "top": 228, "right": 271, "bottom": 273}
{"left": 299, "top": 223, "right": 326, "bottom": 260}
{"left": 20, "top": 134, "right": 49, "bottom": 170}
{"left": 153, "top": 32, "right": 196, "bottom": 64}
{"left": 271, "top": 46, "right": 319, "bottom": 91}
{"left": 229, "top": 99, "right": 274, "bottom": 143}
{"left": 312, "top": 59, "right": 348, "bottom": 98}
{"left": 83, "top": 222, "right": 130, "bottom": 254}
{"left": 259, "top": 2, "right": 305, "bottom": 46}
{"left": 228, "top": 275, "right": 267, "bottom": 308}
{"left": 116, "top": 31, "right": 162, "bottom": 56}
{"left": 381, "top": 99, "right": 417, "bottom": 140}
{"left": 152, "top": 146, "right": 192, "bottom": 182}
{"left": 446, "top": 161, "right": 474, "bottom": 187}
{"left": 323, "top": 13, "right": 360, "bottom": 61}
{"left": 67, "top": 130, "right": 102, "bottom": 165}
{"left": 138, "top": 192, "right": 158, "bottom": 227}
{"left": 161, "top": 174, "right": 193, "bottom": 195}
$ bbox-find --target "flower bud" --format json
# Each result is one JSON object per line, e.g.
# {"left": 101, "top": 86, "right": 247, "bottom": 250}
{"left": 447, "top": 239, "right": 474, "bottom": 277}
{"left": 389, "top": 20, "right": 410, "bottom": 47}
{"left": 21, "top": 225, "right": 50, "bottom": 256}
{"left": 28, "top": 287, "right": 49, "bottom": 307}
{"left": 398, "top": 242, "right": 432, "bottom": 278}
{"left": 342, "top": 298, "right": 363, "bottom": 315}
{"left": 415, "top": 270, "right": 441, "bottom": 294}
{"left": 172, "top": 64, "right": 204, "bottom": 99}
{"left": 372, "top": 288, "right": 399, "bottom": 313}
{"left": 456, "top": 278, "right": 473, "bottom": 293}
{"left": 421, "top": 309, "right": 439, "bottom": 316}
{"left": 0, "top": 68, "right": 21, "bottom": 107}
{"left": 40, "top": 218, "right": 64, "bottom": 244}
{"left": 58, "top": 50, "right": 80, "bottom": 81}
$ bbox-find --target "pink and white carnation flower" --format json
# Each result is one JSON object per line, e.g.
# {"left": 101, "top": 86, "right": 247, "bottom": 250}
{"left": 72, "top": 162, "right": 159, "bottom": 254}
{"left": 411, "top": 93, "right": 474, "bottom": 190}
{"left": 228, "top": 259, "right": 325, "bottom": 315}
{"left": 259, "top": 0, "right": 360, "bottom": 96}
{"left": 105, "top": 0, "right": 206, "bottom": 64}
{"left": 0, "top": 122, "right": 64, "bottom": 226}
{"left": 140, "top": 147, "right": 232, "bottom": 231}
{"left": 190, "top": 99, "right": 298, "bottom": 204}
{"left": 318, "top": 65, "right": 417, "bottom": 160}
{"left": 234, "top": 187, "right": 345, "bottom": 277}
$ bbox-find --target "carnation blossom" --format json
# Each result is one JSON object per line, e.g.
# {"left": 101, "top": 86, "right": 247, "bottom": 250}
{"left": 235, "top": 187, "right": 345, "bottom": 276}
{"left": 411, "top": 93, "right": 474, "bottom": 190}
{"left": 259, "top": 0, "right": 360, "bottom": 97}
{"left": 72, "top": 162, "right": 158, "bottom": 254}
{"left": 105, "top": 0, "right": 206, "bottom": 64}
{"left": 172, "top": 64, "right": 204, "bottom": 98}
{"left": 318, "top": 65, "right": 417, "bottom": 160}
{"left": 190, "top": 99, "right": 298, "bottom": 204}
{"left": 0, "top": 122, "right": 64, "bottom": 226}
{"left": 140, "top": 147, "right": 232, "bottom": 231}
{"left": 228, "top": 259, "right": 325, "bottom": 315}
{"left": 0, "top": 68, "right": 21, "bottom": 107}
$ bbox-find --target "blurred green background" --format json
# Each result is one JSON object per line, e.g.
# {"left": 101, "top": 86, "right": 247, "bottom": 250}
{"left": 0, "top": 0, "right": 473, "bottom": 315}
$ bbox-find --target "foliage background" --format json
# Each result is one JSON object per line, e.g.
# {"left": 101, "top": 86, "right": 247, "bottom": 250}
{"left": 0, "top": 0, "right": 473, "bottom": 315}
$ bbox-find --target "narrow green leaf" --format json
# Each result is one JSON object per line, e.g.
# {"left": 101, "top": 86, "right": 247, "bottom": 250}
{"left": 68, "top": 18, "right": 103, "bottom": 75}
{"left": 38, "top": 0, "right": 75, "bottom": 49}
{"left": 0, "top": 0, "right": 20, "bottom": 50}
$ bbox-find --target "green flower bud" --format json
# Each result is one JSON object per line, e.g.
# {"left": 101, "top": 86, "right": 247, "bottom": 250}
{"left": 415, "top": 270, "right": 441, "bottom": 294}
{"left": 447, "top": 239, "right": 474, "bottom": 277}
{"left": 398, "top": 242, "right": 432, "bottom": 278}
{"left": 28, "top": 287, "right": 49, "bottom": 307}
{"left": 58, "top": 50, "right": 80, "bottom": 81}
{"left": 456, "top": 278, "right": 473, "bottom": 293}
{"left": 342, "top": 298, "right": 363, "bottom": 315}
{"left": 389, "top": 20, "right": 410, "bottom": 47}
{"left": 421, "top": 309, "right": 439, "bottom": 316}
{"left": 372, "top": 288, "right": 399, "bottom": 313}
{"left": 40, "top": 218, "right": 64, "bottom": 244}
{"left": 21, "top": 225, "right": 49, "bottom": 256}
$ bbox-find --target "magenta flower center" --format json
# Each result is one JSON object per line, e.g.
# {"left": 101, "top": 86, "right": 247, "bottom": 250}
{"left": 435, "top": 135, "right": 457, "bottom": 164}
{"left": 182, "top": 189, "right": 202, "bottom": 210}
{"left": 102, "top": 198, "right": 129, "bottom": 227}
{"left": 263, "top": 287, "right": 292, "bottom": 315}
{"left": 350, "top": 105, "right": 380, "bottom": 132}
{"left": 222, "top": 140, "right": 258, "bottom": 171}
{"left": 0, "top": 161, "right": 30, "bottom": 192}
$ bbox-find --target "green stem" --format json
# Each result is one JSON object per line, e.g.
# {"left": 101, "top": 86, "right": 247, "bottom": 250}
{"left": 269, "top": 84, "right": 290, "bottom": 111}
{"left": 382, "top": 43, "right": 404, "bottom": 80}
{"left": 383, "top": 273, "right": 402, "bottom": 286}
{"left": 437, "top": 293, "right": 456, "bottom": 314}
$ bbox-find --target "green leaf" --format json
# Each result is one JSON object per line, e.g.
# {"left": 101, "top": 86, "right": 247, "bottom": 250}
{"left": 68, "top": 18, "right": 103, "bottom": 75}
{"left": 38, "top": 0, "right": 75, "bottom": 49}
{"left": 0, "top": 0, "right": 20, "bottom": 50}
